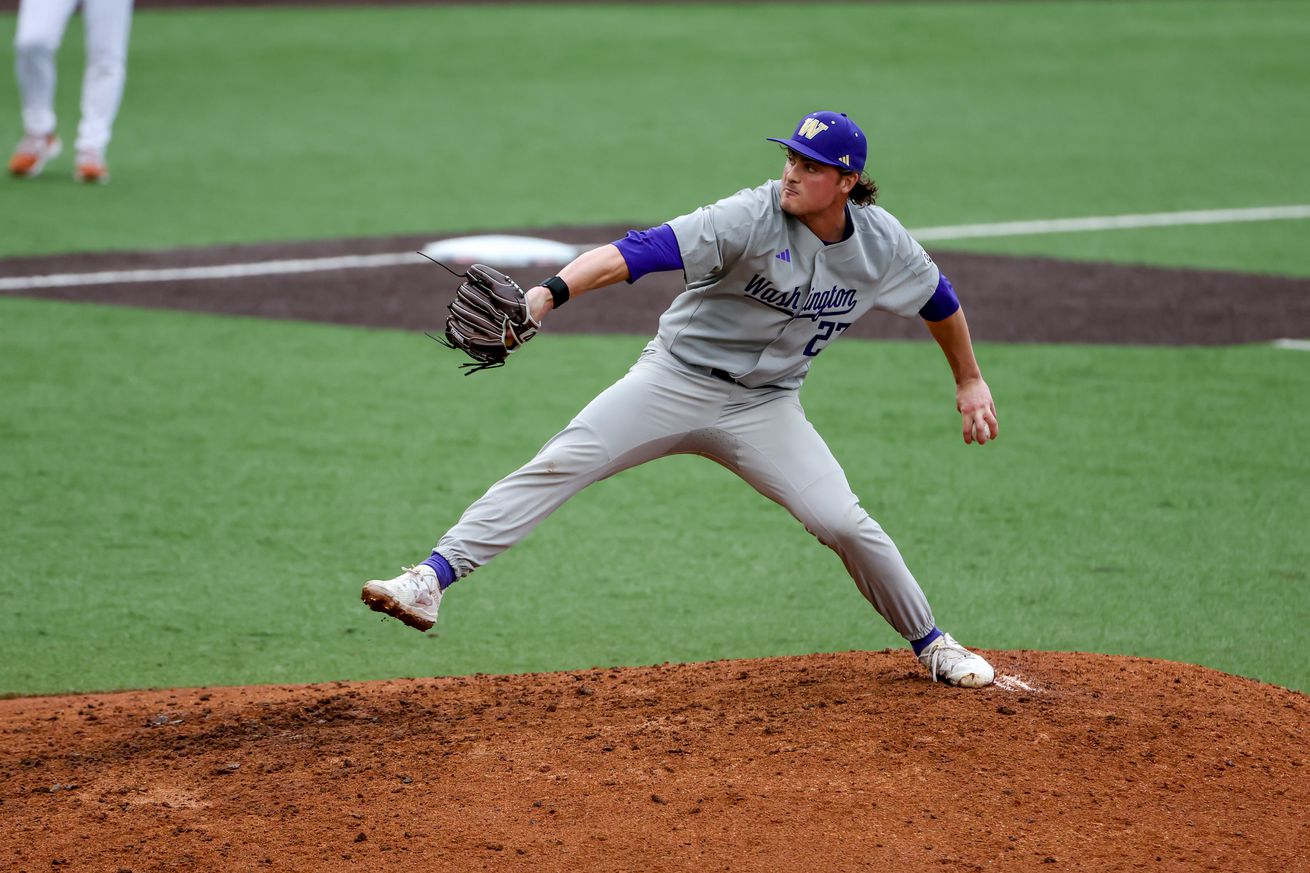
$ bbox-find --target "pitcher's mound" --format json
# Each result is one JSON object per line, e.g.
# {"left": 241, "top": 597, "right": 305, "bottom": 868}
{"left": 2, "top": 650, "right": 1305, "bottom": 871}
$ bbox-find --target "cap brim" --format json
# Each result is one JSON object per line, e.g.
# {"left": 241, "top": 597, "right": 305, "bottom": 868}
{"left": 766, "top": 137, "right": 850, "bottom": 171}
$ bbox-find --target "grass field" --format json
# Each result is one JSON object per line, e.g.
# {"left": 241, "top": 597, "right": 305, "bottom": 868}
{"left": 2, "top": 1, "right": 1308, "bottom": 697}
{"left": 2, "top": 298, "right": 1306, "bottom": 694}
{"left": 1, "top": 1, "right": 1308, "bottom": 274}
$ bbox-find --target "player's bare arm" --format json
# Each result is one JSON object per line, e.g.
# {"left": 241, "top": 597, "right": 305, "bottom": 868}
{"left": 925, "top": 307, "right": 999, "bottom": 445}
{"left": 525, "top": 244, "right": 630, "bottom": 322}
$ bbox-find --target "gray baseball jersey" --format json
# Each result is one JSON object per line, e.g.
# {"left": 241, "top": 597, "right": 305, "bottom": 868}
{"left": 661, "top": 179, "right": 940, "bottom": 389}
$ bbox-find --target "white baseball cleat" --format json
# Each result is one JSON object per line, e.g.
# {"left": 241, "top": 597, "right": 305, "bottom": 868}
{"left": 73, "top": 149, "right": 110, "bottom": 184}
{"left": 9, "top": 133, "right": 62, "bottom": 178}
{"left": 917, "top": 632, "right": 995, "bottom": 687}
{"left": 361, "top": 565, "right": 442, "bottom": 632}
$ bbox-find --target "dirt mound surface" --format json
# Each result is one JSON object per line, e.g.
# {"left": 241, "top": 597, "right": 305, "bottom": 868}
{"left": 1, "top": 650, "right": 1305, "bottom": 872}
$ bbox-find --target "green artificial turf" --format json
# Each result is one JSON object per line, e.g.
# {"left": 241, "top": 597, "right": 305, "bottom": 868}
{"left": 1, "top": 1, "right": 1307, "bottom": 274}
{"left": 2, "top": 298, "right": 1306, "bottom": 695}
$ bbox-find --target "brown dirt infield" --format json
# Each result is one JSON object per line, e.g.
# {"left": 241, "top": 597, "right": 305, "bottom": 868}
{"left": 2, "top": 232, "right": 1308, "bottom": 871}
{"left": 3, "top": 651, "right": 1308, "bottom": 872}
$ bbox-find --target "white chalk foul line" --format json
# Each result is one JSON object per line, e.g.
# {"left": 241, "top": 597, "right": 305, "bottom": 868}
{"left": 2, "top": 205, "right": 1309, "bottom": 293}
{"left": 0, "top": 251, "right": 420, "bottom": 292}
{"left": 912, "top": 204, "right": 1310, "bottom": 242}
{"left": 1272, "top": 338, "right": 1310, "bottom": 351}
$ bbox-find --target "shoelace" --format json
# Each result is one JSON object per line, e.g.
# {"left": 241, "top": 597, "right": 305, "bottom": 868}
{"left": 398, "top": 566, "right": 437, "bottom": 604}
{"left": 924, "top": 635, "right": 969, "bottom": 683}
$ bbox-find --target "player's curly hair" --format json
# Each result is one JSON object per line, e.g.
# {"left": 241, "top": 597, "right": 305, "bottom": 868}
{"left": 849, "top": 173, "right": 878, "bottom": 207}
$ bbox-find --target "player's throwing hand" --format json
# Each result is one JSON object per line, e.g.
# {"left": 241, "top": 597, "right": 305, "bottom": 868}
{"left": 957, "top": 377, "right": 998, "bottom": 445}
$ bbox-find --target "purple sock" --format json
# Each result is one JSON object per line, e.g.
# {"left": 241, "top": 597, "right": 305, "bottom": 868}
{"left": 420, "top": 552, "right": 457, "bottom": 590}
{"left": 911, "top": 627, "right": 943, "bottom": 656}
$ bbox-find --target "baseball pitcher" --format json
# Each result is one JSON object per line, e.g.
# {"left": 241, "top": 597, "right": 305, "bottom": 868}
{"left": 364, "top": 111, "right": 1000, "bottom": 687}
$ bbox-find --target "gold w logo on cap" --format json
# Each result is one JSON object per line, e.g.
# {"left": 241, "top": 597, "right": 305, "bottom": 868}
{"left": 797, "top": 118, "right": 829, "bottom": 139}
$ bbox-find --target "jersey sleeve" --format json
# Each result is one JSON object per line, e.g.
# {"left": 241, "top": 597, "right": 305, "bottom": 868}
{"left": 612, "top": 224, "right": 684, "bottom": 283}
{"left": 871, "top": 214, "right": 942, "bottom": 318}
{"left": 665, "top": 184, "right": 771, "bottom": 285}
{"left": 918, "top": 272, "right": 960, "bottom": 321}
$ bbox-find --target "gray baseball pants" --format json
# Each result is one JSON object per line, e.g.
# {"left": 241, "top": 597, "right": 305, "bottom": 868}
{"left": 436, "top": 339, "right": 937, "bottom": 640}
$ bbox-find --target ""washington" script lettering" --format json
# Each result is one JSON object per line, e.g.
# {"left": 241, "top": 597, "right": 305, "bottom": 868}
{"left": 743, "top": 274, "right": 859, "bottom": 320}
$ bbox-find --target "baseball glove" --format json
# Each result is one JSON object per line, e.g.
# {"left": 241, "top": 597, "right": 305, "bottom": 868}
{"left": 421, "top": 255, "right": 540, "bottom": 374}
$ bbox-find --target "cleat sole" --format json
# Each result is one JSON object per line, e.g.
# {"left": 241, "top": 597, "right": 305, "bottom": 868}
{"left": 360, "top": 584, "right": 435, "bottom": 632}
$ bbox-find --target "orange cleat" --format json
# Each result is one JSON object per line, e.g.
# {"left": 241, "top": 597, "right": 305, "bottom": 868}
{"left": 9, "top": 133, "right": 62, "bottom": 178}
{"left": 74, "top": 150, "right": 110, "bottom": 184}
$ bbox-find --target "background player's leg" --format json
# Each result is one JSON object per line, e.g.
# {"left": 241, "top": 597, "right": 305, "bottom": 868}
{"left": 13, "top": 0, "right": 79, "bottom": 138}
{"left": 436, "top": 347, "right": 728, "bottom": 577}
{"left": 75, "top": 0, "right": 133, "bottom": 158}
{"left": 699, "top": 391, "right": 937, "bottom": 641}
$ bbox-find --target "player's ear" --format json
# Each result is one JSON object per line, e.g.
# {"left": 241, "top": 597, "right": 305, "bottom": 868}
{"left": 840, "top": 172, "right": 857, "bottom": 195}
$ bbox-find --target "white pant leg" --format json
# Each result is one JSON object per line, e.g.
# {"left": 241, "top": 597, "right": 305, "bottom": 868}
{"left": 75, "top": 0, "right": 133, "bottom": 153}
{"left": 13, "top": 0, "right": 80, "bottom": 137}
{"left": 699, "top": 390, "right": 936, "bottom": 640}
{"left": 436, "top": 346, "right": 729, "bottom": 576}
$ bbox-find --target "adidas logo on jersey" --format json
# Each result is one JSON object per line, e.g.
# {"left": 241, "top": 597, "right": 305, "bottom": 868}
{"left": 775, "top": 249, "right": 791, "bottom": 263}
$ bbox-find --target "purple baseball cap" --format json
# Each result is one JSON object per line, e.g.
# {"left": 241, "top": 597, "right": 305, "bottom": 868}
{"left": 766, "top": 111, "right": 868, "bottom": 174}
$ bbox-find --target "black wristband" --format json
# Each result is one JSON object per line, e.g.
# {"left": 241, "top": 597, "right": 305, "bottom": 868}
{"left": 542, "top": 275, "right": 570, "bottom": 309}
